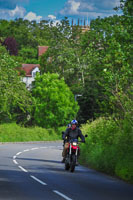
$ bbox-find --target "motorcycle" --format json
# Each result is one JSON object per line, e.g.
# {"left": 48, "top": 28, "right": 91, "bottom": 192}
{"left": 65, "top": 138, "right": 81, "bottom": 172}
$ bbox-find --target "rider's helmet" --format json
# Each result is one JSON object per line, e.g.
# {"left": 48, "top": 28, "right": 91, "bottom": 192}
{"left": 71, "top": 119, "right": 78, "bottom": 125}
{"left": 67, "top": 123, "right": 71, "bottom": 128}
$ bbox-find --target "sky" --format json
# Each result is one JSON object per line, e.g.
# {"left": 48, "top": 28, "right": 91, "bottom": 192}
{"left": 0, "top": 0, "right": 121, "bottom": 24}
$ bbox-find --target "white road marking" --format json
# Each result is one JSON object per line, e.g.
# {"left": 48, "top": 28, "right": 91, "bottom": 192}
{"left": 16, "top": 152, "right": 22, "bottom": 156}
{"left": 23, "top": 149, "right": 29, "bottom": 152}
{"left": 31, "top": 147, "right": 39, "bottom": 150}
{"left": 53, "top": 190, "right": 73, "bottom": 200}
{"left": 13, "top": 145, "right": 74, "bottom": 200}
{"left": 13, "top": 145, "right": 65, "bottom": 197}
{"left": 13, "top": 159, "right": 18, "bottom": 165}
{"left": 30, "top": 175, "right": 47, "bottom": 185}
{"left": 18, "top": 166, "right": 28, "bottom": 172}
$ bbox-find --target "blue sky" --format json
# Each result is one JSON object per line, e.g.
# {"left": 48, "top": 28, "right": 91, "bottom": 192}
{"left": 0, "top": 0, "right": 121, "bottom": 24}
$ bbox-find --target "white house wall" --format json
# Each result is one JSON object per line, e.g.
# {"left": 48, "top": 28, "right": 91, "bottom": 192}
{"left": 32, "top": 67, "right": 40, "bottom": 77}
{"left": 22, "top": 67, "right": 40, "bottom": 89}
{"left": 23, "top": 77, "right": 34, "bottom": 88}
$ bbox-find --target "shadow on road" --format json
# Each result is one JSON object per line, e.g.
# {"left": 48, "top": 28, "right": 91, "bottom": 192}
{"left": 16, "top": 157, "right": 61, "bottom": 164}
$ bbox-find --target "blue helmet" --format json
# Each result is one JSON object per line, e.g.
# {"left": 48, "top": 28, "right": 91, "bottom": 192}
{"left": 71, "top": 119, "right": 78, "bottom": 125}
{"left": 67, "top": 123, "right": 71, "bottom": 128}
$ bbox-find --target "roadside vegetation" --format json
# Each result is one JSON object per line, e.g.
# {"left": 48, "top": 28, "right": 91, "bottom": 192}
{"left": 0, "top": 123, "right": 63, "bottom": 142}
{"left": 80, "top": 117, "right": 133, "bottom": 184}
{"left": 0, "top": 0, "right": 132, "bottom": 183}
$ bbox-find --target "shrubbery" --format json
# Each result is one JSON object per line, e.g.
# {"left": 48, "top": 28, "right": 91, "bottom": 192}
{"left": 0, "top": 123, "right": 61, "bottom": 142}
{"left": 32, "top": 73, "right": 79, "bottom": 128}
{"left": 80, "top": 117, "right": 133, "bottom": 183}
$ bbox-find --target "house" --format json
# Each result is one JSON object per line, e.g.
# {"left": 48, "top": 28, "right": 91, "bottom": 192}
{"left": 22, "top": 64, "right": 40, "bottom": 89}
{"left": 22, "top": 46, "right": 48, "bottom": 89}
{"left": 38, "top": 46, "right": 48, "bottom": 57}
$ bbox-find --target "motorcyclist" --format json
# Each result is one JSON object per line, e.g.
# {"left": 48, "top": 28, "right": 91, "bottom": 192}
{"left": 62, "top": 123, "right": 71, "bottom": 144}
{"left": 61, "top": 119, "right": 85, "bottom": 163}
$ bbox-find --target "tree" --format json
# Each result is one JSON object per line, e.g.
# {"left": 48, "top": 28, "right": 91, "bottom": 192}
{"left": 18, "top": 47, "right": 38, "bottom": 64}
{"left": 2, "top": 37, "right": 18, "bottom": 56}
{"left": 32, "top": 73, "right": 79, "bottom": 128}
{"left": 0, "top": 45, "right": 32, "bottom": 123}
{"left": 39, "top": 18, "right": 105, "bottom": 122}
{"left": 40, "top": 18, "right": 85, "bottom": 92}
{"left": 83, "top": 6, "right": 133, "bottom": 123}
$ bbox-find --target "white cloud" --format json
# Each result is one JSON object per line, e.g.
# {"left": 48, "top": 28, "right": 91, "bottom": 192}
{"left": 48, "top": 15, "right": 56, "bottom": 20}
{"left": 0, "top": 0, "right": 29, "bottom": 9}
{"left": 60, "top": 0, "right": 80, "bottom": 15}
{"left": 51, "top": 20, "right": 61, "bottom": 26}
{"left": 69, "top": 0, "right": 80, "bottom": 14}
{"left": 60, "top": 0, "right": 121, "bottom": 18}
{"left": 0, "top": 5, "right": 26, "bottom": 19}
{"left": 24, "top": 12, "right": 42, "bottom": 22}
{"left": 47, "top": 15, "right": 62, "bottom": 27}
{"left": 10, "top": 6, "right": 25, "bottom": 17}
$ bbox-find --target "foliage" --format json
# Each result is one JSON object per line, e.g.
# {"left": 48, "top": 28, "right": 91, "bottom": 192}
{"left": 116, "top": 0, "right": 133, "bottom": 16}
{"left": 2, "top": 37, "right": 18, "bottom": 55}
{"left": 0, "top": 123, "right": 60, "bottom": 142}
{"left": 32, "top": 73, "right": 79, "bottom": 128}
{"left": 82, "top": 10, "right": 133, "bottom": 122}
{"left": 18, "top": 47, "right": 38, "bottom": 64}
{"left": 0, "top": 45, "right": 32, "bottom": 123}
{"left": 0, "top": 1, "right": 132, "bottom": 183}
{"left": 40, "top": 19, "right": 84, "bottom": 94}
{"left": 80, "top": 117, "right": 133, "bottom": 183}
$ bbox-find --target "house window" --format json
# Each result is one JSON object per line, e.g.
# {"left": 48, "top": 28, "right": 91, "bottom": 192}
{"left": 33, "top": 72, "right": 36, "bottom": 77}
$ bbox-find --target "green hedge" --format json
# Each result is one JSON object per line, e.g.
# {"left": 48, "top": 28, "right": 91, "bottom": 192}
{"left": 80, "top": 118, "right": 133, "bottom": 184}
{"left": 0, "top": 123, "right": 62, "bottom": 142}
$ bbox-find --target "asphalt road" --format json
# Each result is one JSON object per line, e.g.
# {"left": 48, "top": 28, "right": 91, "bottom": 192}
{"left": 0, "top": 141, "right": 133, "bottom": 200}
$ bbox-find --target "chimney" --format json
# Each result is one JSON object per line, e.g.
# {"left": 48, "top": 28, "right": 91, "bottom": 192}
{"left": 84, "top": 19, "right": 86, "bottom": 27}
{"left": 78, "top": 18, "right": 79, "bottom": 26}
{"left": 81, "top": 19, "right": 82, "bottom": 26}
{"left": 72, "top": 19, "right": 73, "bottom": 26}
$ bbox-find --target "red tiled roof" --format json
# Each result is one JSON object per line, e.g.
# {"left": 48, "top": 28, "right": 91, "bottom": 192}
{"left": 22, "top": 64, "right": 40, "bottom": 77}
{"left": 38, "top": 46, "right": 48, "bottom": 57}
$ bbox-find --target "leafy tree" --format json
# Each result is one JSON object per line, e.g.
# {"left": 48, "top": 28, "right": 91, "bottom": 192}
{"left": 117, "top": 0, "right": 133, "bottom": 16}
{"left": 2, "top": 37, "right": 18, "bottom": 55}
{"left": 84, "top": 3, "right": 133, "bottom": 123}
{"left": 0, "top": 19, "right": 10, "bottom": 38}
{"left": 32, "top": 73, "right": 79, "bottom": 128}
{"left": 40, "top": 18, "right": 85, "bottom": 92}
{"left": 0, "top": 45, "right": 32, "bottom": 123}
{"left": 40, "top": 2, "right": 132, "bottom": 124}
{"left": 18, "top": 47, "right": 38, "bottom": 64}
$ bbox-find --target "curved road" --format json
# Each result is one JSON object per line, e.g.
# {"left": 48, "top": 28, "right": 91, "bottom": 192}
{"left": 0, "top": 142, "right": 133, "bottom": 200}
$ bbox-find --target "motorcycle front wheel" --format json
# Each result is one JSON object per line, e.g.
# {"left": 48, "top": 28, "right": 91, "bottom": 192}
{"left": 65, "top": 156, "right": 70, "bottom": 170}
{"left": 70, "top": 154, "right": 76, "bottom": 172}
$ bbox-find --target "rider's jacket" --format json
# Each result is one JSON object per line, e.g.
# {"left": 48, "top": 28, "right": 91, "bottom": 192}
{"left": 63, "top": 127, "right": 85, "bottom": 142}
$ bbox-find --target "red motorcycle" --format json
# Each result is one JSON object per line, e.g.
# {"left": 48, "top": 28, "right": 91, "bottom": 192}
{"left": 65, "top": 138, "right": 81, "bottom": 172}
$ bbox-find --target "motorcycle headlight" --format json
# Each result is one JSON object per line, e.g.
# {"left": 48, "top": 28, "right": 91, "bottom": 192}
{"left": 72, "top": 142, "right": 77, "bottom": 146}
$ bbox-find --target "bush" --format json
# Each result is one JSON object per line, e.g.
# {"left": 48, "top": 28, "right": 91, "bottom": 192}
{"left": 80, "top": 117, "right": 133, "bottom": 183}
{"left": 32, "top": 73, "right": 79, "bottom": 128}
{"left": 115, "top": 158, "right": 133, "bottom": 184}
{"left": 0, "top": 123, "right": 61, "bottom": 142}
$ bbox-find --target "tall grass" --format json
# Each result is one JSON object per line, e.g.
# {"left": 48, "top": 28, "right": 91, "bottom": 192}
{"left": 0, "top": 123, "right": 62, "bottom": 142}
{"left": 80, "top": 117, "right": 133, "bottom": 184}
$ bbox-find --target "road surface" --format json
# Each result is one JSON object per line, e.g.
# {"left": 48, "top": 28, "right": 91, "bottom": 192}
{"left": 0, "top": 141, "right": 133, "bottom": 200}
